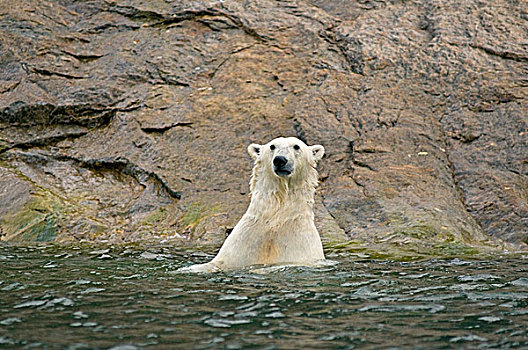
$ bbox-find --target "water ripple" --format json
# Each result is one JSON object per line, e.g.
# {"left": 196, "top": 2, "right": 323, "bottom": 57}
{"left": 0, "top": 244, "right": 526, "bottom": 349}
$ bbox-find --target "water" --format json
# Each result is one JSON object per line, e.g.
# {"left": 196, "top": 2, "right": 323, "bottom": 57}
{"left": 0, "top": 243, "right": 527, "bottom": 349}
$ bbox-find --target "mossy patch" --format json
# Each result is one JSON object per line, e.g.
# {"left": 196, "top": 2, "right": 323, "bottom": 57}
{"left": 36, "top": 216, "right": 56, "bottom": 242}
{"left": 130, "top": 204, "right": 183, "bottom": 239}
{"left": 141, "top": 207, "right": 170, "bottom": 226}
{"left": 179, "top": 202, "right": 221, "bottom": 231}
{"left": 323, "top": 235, "right": 496, "bottom": 261}
{"left": 1, "top": 191, "right": 60, "bottom": 242}
{"left": 433, "top": 242, "right": 480, "bottom": 256}
{"left": 396, "top": 224, "right": 438, "bottom": 240}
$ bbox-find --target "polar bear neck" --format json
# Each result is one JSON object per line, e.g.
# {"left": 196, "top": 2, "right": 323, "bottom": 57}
{"left": 247, "top": 160, "right": 319, "bottom": 218}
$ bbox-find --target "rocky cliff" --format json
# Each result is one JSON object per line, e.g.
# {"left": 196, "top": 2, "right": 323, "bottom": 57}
{"left": 1, "top": 0, "right": 526, "bottom": 254}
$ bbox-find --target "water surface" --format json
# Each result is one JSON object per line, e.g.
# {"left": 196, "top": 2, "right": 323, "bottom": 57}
{"left": 1, "top": 244, "right": 527, "bottom": 349}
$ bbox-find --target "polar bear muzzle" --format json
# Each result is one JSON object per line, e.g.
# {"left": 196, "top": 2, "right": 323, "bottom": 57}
{"left": 273, "top": 155, "right": 293, "bottom": 177}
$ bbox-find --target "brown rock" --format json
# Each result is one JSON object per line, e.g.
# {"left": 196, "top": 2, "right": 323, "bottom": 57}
{"left": 0, "top": 0, "right": 526, "bottom": 252}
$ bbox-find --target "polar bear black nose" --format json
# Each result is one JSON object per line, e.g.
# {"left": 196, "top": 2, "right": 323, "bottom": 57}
{"left": 273, "top": 156, "right": 288, "bottom": 168}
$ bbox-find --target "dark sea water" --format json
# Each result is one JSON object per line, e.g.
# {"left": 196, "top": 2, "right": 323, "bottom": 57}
{"left": 0, "top": 243, "right": 527, "bottom": 349}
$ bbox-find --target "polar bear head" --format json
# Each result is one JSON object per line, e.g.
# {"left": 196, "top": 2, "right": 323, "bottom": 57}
{"left": 246, "top": 137, "right": 324, "bottom": 195}
{"left": 248, "top": 137, "right": 324, "bottom": 177}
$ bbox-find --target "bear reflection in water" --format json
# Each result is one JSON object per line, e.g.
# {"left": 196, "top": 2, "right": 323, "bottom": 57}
{"left": 179, "top": 137, "right": 326, "bottom": 272}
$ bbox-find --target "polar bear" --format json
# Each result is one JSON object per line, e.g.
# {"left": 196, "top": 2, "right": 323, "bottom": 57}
{"left": 180, "top": 137, "right": 326, "bottom": 272}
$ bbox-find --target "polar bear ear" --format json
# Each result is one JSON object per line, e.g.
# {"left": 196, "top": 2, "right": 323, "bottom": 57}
{"left": 309, "top": 145, "right": 325, "bottom": 161}
{"left": 248, "top": 143, "right": 262, "bottom": 160}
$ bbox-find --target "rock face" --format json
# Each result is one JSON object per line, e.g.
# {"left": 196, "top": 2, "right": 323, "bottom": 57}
{"left": 0, "top": 0, "right": 526, "bottom": 251}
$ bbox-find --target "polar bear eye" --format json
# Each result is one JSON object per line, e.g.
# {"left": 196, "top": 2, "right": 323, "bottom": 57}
{"left": 293, "top": 144, "right": 300, "bottom": 151}
{"left": 270, "top": 145, "right": 276, "bottom": 150}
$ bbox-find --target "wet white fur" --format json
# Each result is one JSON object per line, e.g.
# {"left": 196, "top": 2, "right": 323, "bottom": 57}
{"left": 179, "top": 137, "right": 325, "bottom": 272}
